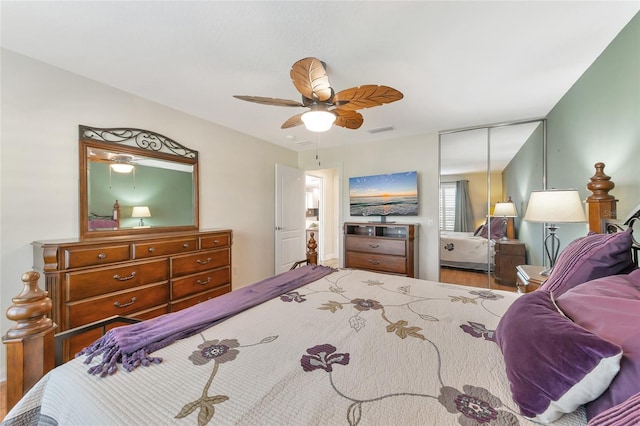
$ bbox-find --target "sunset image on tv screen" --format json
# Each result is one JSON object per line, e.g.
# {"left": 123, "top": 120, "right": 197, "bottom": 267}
{"left": 349, "top": 171, "right": 418, "bottom": 216}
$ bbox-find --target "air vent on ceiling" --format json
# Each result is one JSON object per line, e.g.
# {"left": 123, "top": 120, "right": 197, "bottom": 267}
{"left": 295, "top": 140, "right": 314, "bottom": 147}
{"left": 368, "top": 126, "right": 395, "bottom": 134}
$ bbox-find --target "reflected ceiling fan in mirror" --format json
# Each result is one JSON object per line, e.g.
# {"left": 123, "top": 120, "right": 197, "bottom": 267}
{"left": 234, "top": 57, "right": 404, "bottom": 132}
{"left": 88, "top": 148, "right": 137, "bottom": 173}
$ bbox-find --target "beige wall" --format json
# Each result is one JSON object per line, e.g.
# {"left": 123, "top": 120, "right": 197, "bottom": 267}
{"left": 0, "top": 49, "right": 298, "bottom": 381}
{"left": 298, "top": 134, "right": 441, "bottom": 282}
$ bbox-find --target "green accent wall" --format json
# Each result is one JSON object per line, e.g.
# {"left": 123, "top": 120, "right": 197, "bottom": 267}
{"left": 502, "top": 123, "right": 546, "bottom": 265}
{"left": 502, "top": 12, "right": 639, "bottom": 266}
{"left": 546, "top": 12, "right": 639, "bottom": 248}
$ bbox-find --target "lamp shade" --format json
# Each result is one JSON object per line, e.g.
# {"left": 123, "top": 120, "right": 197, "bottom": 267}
{"left": 301, "top": 109, "right": 336, "bottom": 132}
{"left": 131, "top": 206, "right": 151, "bottom": 218}
{"left": 524, "top": 189, "right": 587, "bottom": 223}
{"left": 493, "top": 202, "right": 518, "bottom": 217}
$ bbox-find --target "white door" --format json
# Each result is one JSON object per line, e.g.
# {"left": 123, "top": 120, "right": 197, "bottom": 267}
{"left": 275, "top": 164, "right": 306, "bottom": 273}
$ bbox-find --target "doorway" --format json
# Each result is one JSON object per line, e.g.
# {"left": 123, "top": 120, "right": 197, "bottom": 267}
{"left": 305, "top": 168, "right": 340, "bottom": 266}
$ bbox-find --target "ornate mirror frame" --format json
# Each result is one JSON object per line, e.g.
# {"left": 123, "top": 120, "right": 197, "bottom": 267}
{"left": 79, "top": 125, "right": 199, "bottom": 239}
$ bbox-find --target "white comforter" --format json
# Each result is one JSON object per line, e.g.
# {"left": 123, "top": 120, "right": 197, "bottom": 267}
{"left": 4, "top": 269, "right": 586, "bottom": 425}
{"left": 440, "top": 231, "right": 495, "bottom": 271}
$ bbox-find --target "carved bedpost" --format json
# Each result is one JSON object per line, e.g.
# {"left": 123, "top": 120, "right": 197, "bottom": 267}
{"left": 3, "top": 271, "right": 56, "bottom": 411}
{"left": 585, "top": 162, "right": 617, "bottom": 233}
{"left": 113, "top": 199, "right": 121, "bottom": 228}
{"left": 306, "top": 232, "right": 318, "bottom": 265}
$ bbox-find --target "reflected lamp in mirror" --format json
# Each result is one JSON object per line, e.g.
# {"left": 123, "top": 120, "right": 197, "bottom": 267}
{"left": 524, "top": 189, "right": 587, "bottom": 275}
{"left": 110, "top": 155, "right": 135, "bottom": 173}
{"left": 493, "top": 200, "right": 518, "bottom": 240}
{"left": 132, "top": 206, "right": 151, "bottom": 227}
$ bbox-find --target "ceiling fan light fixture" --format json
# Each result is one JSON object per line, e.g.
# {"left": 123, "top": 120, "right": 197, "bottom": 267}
{"left": 110, "top": 163, "right": 134, "bottom": 173}
{"left": 301, "top": 109, "right": 336, "bottom": 132}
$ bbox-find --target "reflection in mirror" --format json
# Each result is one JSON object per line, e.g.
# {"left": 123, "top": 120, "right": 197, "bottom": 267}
{"left": 79, "top": 126, "right": 199, "bottom": 239}
{"left": 439, "top": 119, "right": 546, "bottom": 289}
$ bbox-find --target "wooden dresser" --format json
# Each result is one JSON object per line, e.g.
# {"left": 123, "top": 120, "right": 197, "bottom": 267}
{"left": 344, "top": 222, "right": 418, "bottom": 277}
{"left": 32, "top": 229, "right": 232, "bottom": 360}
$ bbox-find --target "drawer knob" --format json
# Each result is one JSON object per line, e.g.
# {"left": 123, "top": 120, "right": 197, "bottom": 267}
{"left": 114, "top": 297, "right": 137, "bottom": 308}
{"left": 368, "top": 259, "right": 381, "bottom": 265}
{"left": 183, "top": 243, "right": 190, "bottom": 249}
{"left": 97, "top": 253, "right": 107, "bottom": 259}
{"left": 196, "top": 277, "right": 212, "bottom": 286}
{"left": 148, "top": 247, "right": 156, "bottom": 253}
{"left": 113, "top": 271, "right": 136, "bottom": 281}
{"left": 196, "top": 257, "right": 212, "bottom": 265}
{"left": 368, "top": 244, "right": 380, "bottom": 248}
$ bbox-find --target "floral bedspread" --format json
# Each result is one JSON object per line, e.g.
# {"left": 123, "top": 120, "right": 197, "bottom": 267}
{"left": 4, "top": 269, "right": 587, "bottom": 425}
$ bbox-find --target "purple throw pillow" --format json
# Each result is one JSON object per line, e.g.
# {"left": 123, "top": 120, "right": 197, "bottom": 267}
{"left": 539, "top": 228, "right": 635, "bottom": 296}
{"left": 556, "top": 269, "right": 640, "bottom": 422}
{"left": 478, "top": 217, "right": 506, "bottom": 239}
{"left": 495, "top": 291, "right": 622, "bottom": 423}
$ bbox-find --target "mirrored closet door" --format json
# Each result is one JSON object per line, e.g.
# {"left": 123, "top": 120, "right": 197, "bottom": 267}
{"left": 439, "top": 119, "right": 546, "bottom": 289}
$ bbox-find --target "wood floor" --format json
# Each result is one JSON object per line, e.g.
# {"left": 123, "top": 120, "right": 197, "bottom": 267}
{"left": 440, "top": 267, "right": 518, "bottom": 292}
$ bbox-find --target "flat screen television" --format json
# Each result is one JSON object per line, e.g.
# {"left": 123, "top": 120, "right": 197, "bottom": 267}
{"left": 349, "top": 171, "right": 418, "bottom": 220}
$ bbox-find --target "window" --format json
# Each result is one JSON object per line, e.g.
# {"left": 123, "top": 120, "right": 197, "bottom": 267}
{"left": 440, "top": 182, "right": 456, "bottom": 231}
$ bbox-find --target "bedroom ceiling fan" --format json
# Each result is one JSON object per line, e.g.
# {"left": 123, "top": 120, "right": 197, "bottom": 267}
{"left": 233, "top": 57, "right": 404, "bottom": 132}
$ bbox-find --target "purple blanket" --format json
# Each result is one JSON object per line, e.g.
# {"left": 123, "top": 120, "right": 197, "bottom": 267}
{"left": 78, "top": 264, "right": 336, "bottom": 377}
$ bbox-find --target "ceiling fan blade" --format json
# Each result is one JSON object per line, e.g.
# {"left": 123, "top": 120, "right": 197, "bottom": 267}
{"left": 233, "top": 95, "right": 304, "bottom": 107}
{"left": 332, "top": 109, "right": 363, "bottom": 129}
{"left": 281, "top": 113, "right": 305, "bottom": 129}
{"left": 333, "top": 85, "right": 403, "bottom": 111}
{"left": 290, "top": 57, "right": 333, "bottom": 103}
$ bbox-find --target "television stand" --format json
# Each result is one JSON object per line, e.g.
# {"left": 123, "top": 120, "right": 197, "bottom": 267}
{"left": 343, "top": 222, "right": 418, "bottom": 277}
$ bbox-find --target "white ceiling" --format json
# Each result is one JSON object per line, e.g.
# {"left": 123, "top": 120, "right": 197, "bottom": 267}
{"left": 1, "top": 1, "right": 638, "bottom": 157}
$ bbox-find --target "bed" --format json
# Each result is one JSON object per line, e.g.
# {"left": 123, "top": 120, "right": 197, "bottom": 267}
{"left": 4, "top": 165, "right": 639, "bottom": 426}
{"left": 440, "top": 217, "right": 506, "bottom": 272}
{"left": 4, "top": 224, "right": 640, "bottom": 426}
{"left": 88, "top": 201, "right": 120, "bottom": 231}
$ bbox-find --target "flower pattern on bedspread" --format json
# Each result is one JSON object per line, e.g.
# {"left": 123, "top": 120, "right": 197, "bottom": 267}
{"left": 176, "top": 335, "right": 277, "bottom": 425}
{"left": 461, "top": 321, "right": 496, "bottom": 342}
{"left": 174, "top": 271, "right": 523, "bottom": 426}
{"left": 438, "top": 385, "right": 519, "bottom": 425}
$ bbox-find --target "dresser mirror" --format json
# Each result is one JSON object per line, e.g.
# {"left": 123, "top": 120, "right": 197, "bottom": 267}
{"left": 79, "top": 126, "right": 199, "bottom": 239}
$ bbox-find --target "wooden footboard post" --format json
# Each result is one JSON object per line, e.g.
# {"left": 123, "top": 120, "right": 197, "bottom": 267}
{"left": 306, "top": 231, "right": 318, "bottom": 265}
{"left": 2, "top": 271, "right": 56, "bottom": 412}
{"left": 586, "top": 162, "right": 617, "bottom": 233}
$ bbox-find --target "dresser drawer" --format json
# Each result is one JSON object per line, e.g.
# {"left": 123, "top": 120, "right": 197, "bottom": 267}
{"left": 134, "top": 237, "right": 199, "bottom": 259}
{"left": 67, "top": 304, "right": 170, "bottom": 357}
{"left": 345, "top": 252, "right": 407, "bottom": 275}
{"left": 171, "top": 266, "right": 231, "bottom": 299}
{"left": 171, "top": 248, "right": 231, "bottom": 277}
{"left": 170, "top": 284, "right": 232, "bottom": 312}
{"left": 67, "top": 282, "right": 170, "bottom": 328}
{"left": 345, "top": 236, "right": 406, "bottom": 256}
{"left": 64, "top": 244, "right": 131, "bottom": 269}
{"left": 66, "top": 258, "right": 169, "bottom": 302}
{"left": 201, "top": 233, "right": 231, "bottom": 249}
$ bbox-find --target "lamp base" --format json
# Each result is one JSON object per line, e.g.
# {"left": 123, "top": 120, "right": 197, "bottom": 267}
{"left": 539, "top": 267, "right": 553, "bottom": 276}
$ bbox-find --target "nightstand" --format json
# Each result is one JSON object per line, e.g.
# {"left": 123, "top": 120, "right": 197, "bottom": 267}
{"left": 516, "top": 265, "right": 549, "bottom": 293}
{"left": 494, "top": 240, "right": 526, "bottom": 286}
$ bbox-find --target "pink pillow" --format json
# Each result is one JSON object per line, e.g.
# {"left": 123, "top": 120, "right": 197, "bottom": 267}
{"left": 556, "top": 269, "right": 640, "bottom": 422}
{"left": 539, "top": 228, "right": 636, "bottom": 296}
